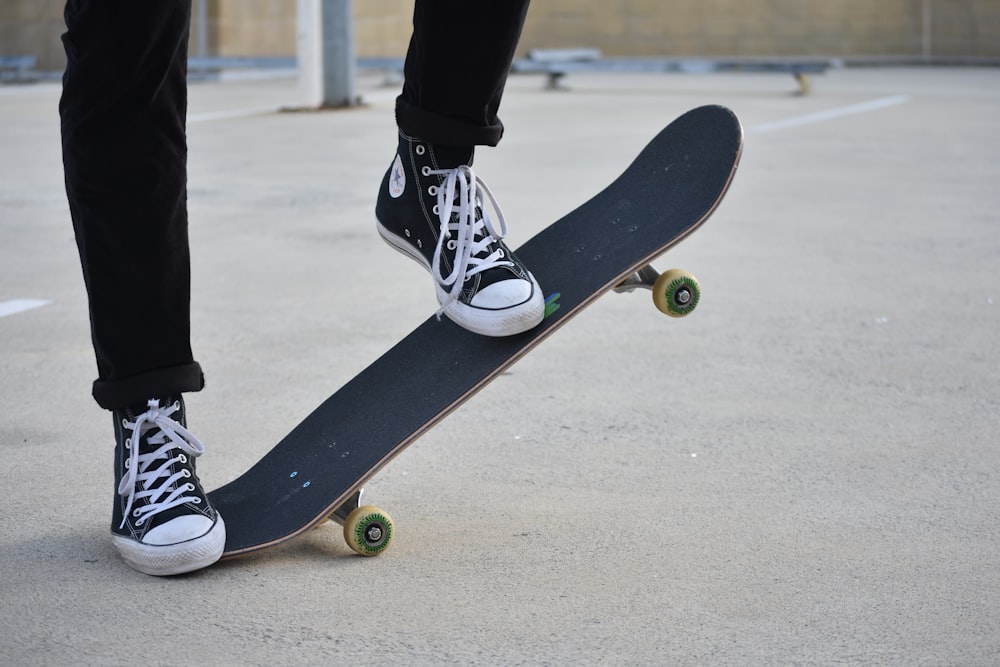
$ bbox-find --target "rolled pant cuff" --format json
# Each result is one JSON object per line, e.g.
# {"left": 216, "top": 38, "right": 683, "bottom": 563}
{"left": 395, "top": 98, "right": 504, "bottom": 148}
{"left": 92, "top": 362, "right": 204, "bottom": 411}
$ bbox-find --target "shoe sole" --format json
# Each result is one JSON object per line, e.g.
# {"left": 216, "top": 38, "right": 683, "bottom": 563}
{"left": 112, "top": 516, "right": 226, "bottom": 576}
{"left": 376, "top": 217, "right": 435, "bottom": 271}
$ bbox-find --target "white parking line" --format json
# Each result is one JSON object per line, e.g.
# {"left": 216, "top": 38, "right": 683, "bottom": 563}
{"left": 751, "top": 95, "right": 912, "bottom": 134}
{"left": 0, "top": 299, "right": 52, "bottom": 318}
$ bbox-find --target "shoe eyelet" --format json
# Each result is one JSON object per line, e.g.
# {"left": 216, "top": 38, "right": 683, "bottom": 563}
{"left": 192, "top": 497, "right": 202, "bottom": 504}
{"left": 187, "top": 483, "right": 196, "bottom": 491}
{"left": 178, "top": 454, "right": 188, "bottom": 464}
{"left": 182, "top": 469, "right": 192, "bottom": 478}
{"left": 133, "top": 509, "right": 142, "bottom": 517}
{"left": 415, "top": 144, "right": 425, "bottom": 155}
{"left": 421, "top": 166, "right": 431, "bottom": 176}
{"left": 432, "top": 205, "right": 440, "bottom": 215}
{"left": 428, "top": 185, "right": 437, "bottom": 196}
{"left": 447, "top": 240, "right": 457, "bottom": 251}
{"left": 404, "top": 229, "right": 411, "bottom": 238}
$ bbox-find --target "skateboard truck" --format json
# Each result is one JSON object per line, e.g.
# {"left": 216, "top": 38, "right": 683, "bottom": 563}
{"left": 329, "top": 489, "right": 363, "bottom": 524}
{"left": 614, "top": 264, "right": 701, "bottom": 317}
{"left": 328, "top": 489, "right": 395, "bottom": 557}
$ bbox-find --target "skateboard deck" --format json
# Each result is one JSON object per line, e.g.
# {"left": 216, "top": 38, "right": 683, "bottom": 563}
{"left": 208, "top": 104, "right": 743, "bottom": 558}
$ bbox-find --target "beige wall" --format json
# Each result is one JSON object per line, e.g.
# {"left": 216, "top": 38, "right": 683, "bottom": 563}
{"left": 3, "top": 0, "right": 999, "bottom": 73}
{"left": 352, "top": 0, "right": 1000, "bottom": 59}
{"left": 354, "top": 0, "right": 412, "bottom": 58}
{"left": 210, "top": 0, "right": 296, "bottom": 57}
{"left": 0, "top": 0, "right": 66, "bottom": 72}
{"left": 522, "top": 0, "right": 921, "bottom": 57}
{"left": 197, "top": 0, "right": 415, "bottom": 59}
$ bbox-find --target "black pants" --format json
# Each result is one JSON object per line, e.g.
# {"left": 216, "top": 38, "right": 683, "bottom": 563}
{"left": 60, "top": 0, "right": 530, "bottom": 410}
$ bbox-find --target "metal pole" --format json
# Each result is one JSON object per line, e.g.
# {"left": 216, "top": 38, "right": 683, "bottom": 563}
{"left": 320, "top": 0, "right": 355, "bottom": 107}
{"left": 297, "top": 0, "right": 356, "bottom": 109}
{"left": 922, "top": 0, "right": 933, "bottom": 61}
{"left": 196, "top": 0, "right": 208, "bottom": 59}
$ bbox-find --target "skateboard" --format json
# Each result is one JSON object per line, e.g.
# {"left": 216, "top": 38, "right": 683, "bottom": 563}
{"left": 208, "top": 104, "right": 743, "bottom": 558}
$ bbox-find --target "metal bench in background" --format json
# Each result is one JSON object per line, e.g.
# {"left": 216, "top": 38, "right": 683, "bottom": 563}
{"left": 511, "top": 48, "right": 603, "bottom": 89}
{"left": 0, "top": 55, "right": 38, "bottom": 83}
{"left": 511, "top": 49, "right": 834, "bottom": 95}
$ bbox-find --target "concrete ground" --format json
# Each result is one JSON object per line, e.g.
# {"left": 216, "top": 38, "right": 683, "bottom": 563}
{"left": 1, "top": 65, "right": 998, "bottom": 665}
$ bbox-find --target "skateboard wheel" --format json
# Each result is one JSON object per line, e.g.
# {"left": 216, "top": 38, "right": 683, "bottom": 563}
{"left": 343, "top": 505, "right": 394, "bottom": 557}
{"left": 652, "top": 269, "right": 700, "bottom": 317}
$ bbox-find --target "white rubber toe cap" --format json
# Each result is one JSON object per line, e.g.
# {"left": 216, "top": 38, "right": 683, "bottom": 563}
{"left": 143, "top": 514, "right": 216, "bottom": 546}
{"left": 470, "top": 278, "right": 535, "bottom": 309}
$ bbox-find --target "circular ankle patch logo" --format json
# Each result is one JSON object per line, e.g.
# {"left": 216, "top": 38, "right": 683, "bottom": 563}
{"left": 388, "top": 154, "right": 406, "bottom": 198}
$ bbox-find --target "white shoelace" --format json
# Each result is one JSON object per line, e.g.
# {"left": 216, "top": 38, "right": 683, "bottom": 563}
{"left": 429, "top": 165, "right": 513, "bottom": 311}
{"left": 117, "top": 400, "right": 206, "bottom": 530}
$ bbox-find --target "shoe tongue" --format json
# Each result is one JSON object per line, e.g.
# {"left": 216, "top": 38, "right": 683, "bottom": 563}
{"left": 432, "top": 144, "right": 473, "bottom": 169}
{"left": 126, "top": 395, "right": 184, "bottom": 428}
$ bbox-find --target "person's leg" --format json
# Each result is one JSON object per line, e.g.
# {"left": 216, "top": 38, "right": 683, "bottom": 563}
{"left": 61, "top": 0, "right": 203, "bottom": 410}
{"left": 376, "top": 0, "right": 543, "bottom": 336}
{"left": 60, "top": 0, "right": 224, "bottom": 575}
{"left": 395, "top": 0, "right": 531, "bottom": 147}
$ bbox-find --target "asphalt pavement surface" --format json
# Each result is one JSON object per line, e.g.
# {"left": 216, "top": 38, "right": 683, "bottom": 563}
{"left": 2, "top": 65, "right": 998, "bottom": 665}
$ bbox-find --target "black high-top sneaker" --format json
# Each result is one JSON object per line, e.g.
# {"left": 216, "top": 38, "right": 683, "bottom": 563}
{"left": 375, "top": 131, "right": 544, "bottom": 337}
{"left": 111, "top": 397, "right": 225, "bottom": 576}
